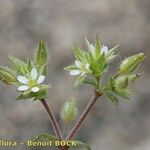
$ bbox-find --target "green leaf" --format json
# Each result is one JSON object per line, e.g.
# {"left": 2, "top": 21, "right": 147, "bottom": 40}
{"left": 33, "top": 133, "right": 58, "bottom": 142}
{"left": 34, "top": 41, "right": 48, "bottom": 68}
{"left": 104, "top": 90, "right": 119, "bottom": 105}
{"left": 8, "top": 55, "right": 28, "bottom": 74}
{"left": 71, "top": 140, "right": 91, "bottom": 150}
{"left": 0, "top": 66, "right": 16, "bottom": 85}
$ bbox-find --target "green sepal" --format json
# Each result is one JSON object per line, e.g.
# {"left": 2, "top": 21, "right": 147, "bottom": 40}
{"left": 27, "top": 59, "right": 35, "bottom": 72}
{"left": 64, "top": 65, "right": 79, "bottom": 71}
{"left": 90, "top": 53, "right": 108, "bottom": 77}
{"left": 115, "top": 75, "right": 129, "bottom": 89}
{"left": 73, "top": 48, "right": 86, "bottom": 62}
{"left": 0, "top": 66, "right": 16, "bottom": 85}
{"left": 35, "top": 90, "right": 48, "bottom": 100}
{"left": 114, "top": 88, "right": 131, "bottom": 99}
{"left": 34, "top": 41, "right": 48, "bottom": 68}
{"left": 106, "top": 44, "right": 119, "bottom": 62}
{"left": 74, "top": 76, "right": 86, "bottom": 87}
{"left": 8, "top": 55, "right": 28, "bottom": 75}
{"left": 38, "top": 65, "right": 47, "bottom": 76}
{"left": 16, "top": 90, "right": 47, "bottom": 100}
{"left": 95, "top": 36, "right": 101, "bottom": 58}
{"left": 16, "top": 92, "right": 36, "bottom": 100}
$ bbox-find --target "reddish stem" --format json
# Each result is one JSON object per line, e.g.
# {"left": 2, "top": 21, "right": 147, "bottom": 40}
{"left": 66, "top": 90, "right": 102, "bottom": 140}
{"left": 41, "top": 99, "right": 62, "bottom": 140}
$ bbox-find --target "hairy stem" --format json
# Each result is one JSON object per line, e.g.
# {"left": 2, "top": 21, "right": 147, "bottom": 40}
{"left": 66, "top": 90, "right": 102, "bottom": 140}
{"left": 41, "top": 99, "right": 62, "bottom": 140}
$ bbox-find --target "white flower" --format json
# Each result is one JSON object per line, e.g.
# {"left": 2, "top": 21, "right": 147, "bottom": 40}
{"left": 101, "top": 45, "right": 109, "bottom": 54}
{"left": 17, "top": 68, "right": 45, "bottom": 93}
{"left": 70, "top": 60, "right": 90, "bottom": 76}
{"left": 86, "top": 39, "right": 109, "bottom": 56}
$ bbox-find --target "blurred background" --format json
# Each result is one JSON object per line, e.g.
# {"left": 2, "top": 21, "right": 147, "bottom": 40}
{"left": 0, "top": 0, "right": 149, "bottom": 150}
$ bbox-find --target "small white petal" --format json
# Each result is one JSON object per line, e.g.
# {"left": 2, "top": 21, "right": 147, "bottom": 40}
{"left": 31, "top": 87, "right": 40, "bottom": 93}
{"left": 101, "top": 46, "right": 108, "bottom": 54}
{"left": 86, "top": 39, "right": 95, "bottom": 56}
{"left": 37, "top": 75, "right": 45, "bottom": 84}
{"left": 18, "top": 85, "right": 29, "bottom": 91}
{"left": 90, "top": 44, "right": 95, "bottom": 54}
{"left": 75, "top": 60, "right": 82, "bottom": 68}
{"left": 17, "top": 76, "right": 29, "bottom": 84}
{"left": 85, "top": 64, "right": 90, "bottom": 70}
{"left": 31, "top": 68, "right": 38, "bottom": 80}
{"left": 70, "top": 70, "right": 81, "bottom": 76}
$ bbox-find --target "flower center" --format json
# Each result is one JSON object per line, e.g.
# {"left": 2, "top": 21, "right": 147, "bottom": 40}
{"left": 28, "top": 80, "right": 36, "bottom": 87}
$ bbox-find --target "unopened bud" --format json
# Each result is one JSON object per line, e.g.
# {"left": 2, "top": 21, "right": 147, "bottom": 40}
{"left": 0, "top": 66, "right": 16, "bottom": 85}
{"left": 35, "top": 41, "right": 48, "bottom": 67}
{"left": 119, "top": 53, "right": 144, "bottom": 74}
{"left": 61, "top": 97, "right": 78, "bottom": 125}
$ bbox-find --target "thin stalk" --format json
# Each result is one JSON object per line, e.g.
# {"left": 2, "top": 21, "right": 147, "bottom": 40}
{"left": 66, "top": 90, "right": 102, "bottom": 140}
{"left": 41, "top": 98, "right": 62, "bottom": 140}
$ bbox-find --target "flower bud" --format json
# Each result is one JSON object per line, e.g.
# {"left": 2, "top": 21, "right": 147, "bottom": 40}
{"left": 119, "top": 53, "right": 144, "bottom": 74}
{"left": 0, "top": 66, "right": 16, "bottom": 85}
{"left": 34, "top": 41, "right": 48, "bottom": 67}
{"left": 61, "top": 97, "right": 78, "bottom": 125}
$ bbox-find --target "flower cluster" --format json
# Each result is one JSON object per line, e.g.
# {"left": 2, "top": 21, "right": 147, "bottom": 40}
{"left": 65, "top": 37, "right": 144, "bottom": 104}
{"left": 0, "top": 41, "right": 49, "bottom": 100}
{"left": 65, "top": 37, "right": 119, "bottom": 88}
